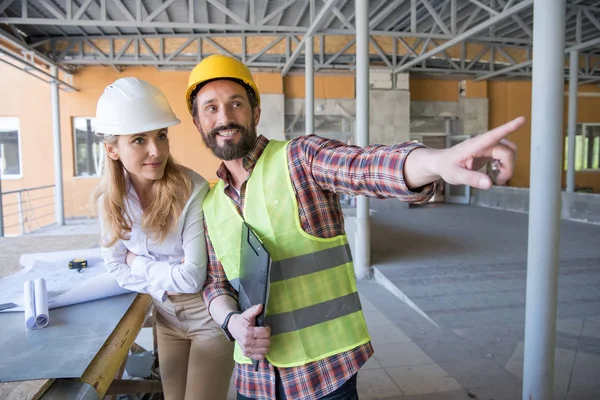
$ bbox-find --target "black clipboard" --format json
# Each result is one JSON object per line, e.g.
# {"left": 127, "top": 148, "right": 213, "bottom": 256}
{"left": 238, "top": 221, "right": 272, "bottom": 371}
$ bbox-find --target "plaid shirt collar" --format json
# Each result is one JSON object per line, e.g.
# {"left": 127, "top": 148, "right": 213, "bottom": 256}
{"left": 216, "top": 134, "right": 270, "bottom": 189}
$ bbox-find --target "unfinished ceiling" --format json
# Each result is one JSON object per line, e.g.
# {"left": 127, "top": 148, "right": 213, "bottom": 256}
{"left": 1, "top": 0, "right": 599, "bottom": 87}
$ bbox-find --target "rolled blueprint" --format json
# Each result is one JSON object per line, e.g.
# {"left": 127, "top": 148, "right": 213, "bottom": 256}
{"left": 23, "top": 278, "right": 50, "bottom": 330}
{"left": 23, "top": 280, "right": 36, "bottom": 330}
{"left": 33, "top": 278, "right": 49, "bottom": 328}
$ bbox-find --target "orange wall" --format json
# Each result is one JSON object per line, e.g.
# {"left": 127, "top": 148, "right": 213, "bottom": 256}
{"left": 409, "top": 77, "right": 459, "bottom": 101}
{"left": 489, "top": 80, "right": 600, "bottom": 192}
{"left": 464, "top": 80, "right": 488, "bottom": 98}
{"left": 283, "top": 75, "right": 355, "bottom": 99}
{"left": 0, "top": 65, "right": 287, "bottom": 220}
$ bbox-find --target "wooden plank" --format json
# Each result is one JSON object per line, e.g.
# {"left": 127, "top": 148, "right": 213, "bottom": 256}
{"left": 79, "top": 294, "right": 152, "bottom": 397}
{"left": 0, "top": 380, "right": 54, "bottom": 400}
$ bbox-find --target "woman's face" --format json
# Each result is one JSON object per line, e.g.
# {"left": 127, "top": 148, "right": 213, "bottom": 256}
{"left": 106, "top": 128, "right": 170, "bottom": 184}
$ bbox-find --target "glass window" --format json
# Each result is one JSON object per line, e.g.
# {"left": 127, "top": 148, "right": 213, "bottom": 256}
{"left": 73, "top": 117, "right": 104, "bottom": 176}
{"left": 0, "top": 117, "right": 21, "bottom": 176}
{"left": 564, "top": 123, "right": 600, "bottom": 171}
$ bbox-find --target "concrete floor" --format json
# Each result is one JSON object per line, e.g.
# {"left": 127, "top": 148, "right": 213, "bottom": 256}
{"left": 2, "top": 204, "right": 600, "bottom": 399}
{"left": 355, "top": 203, "right": 600, "bottom": 400}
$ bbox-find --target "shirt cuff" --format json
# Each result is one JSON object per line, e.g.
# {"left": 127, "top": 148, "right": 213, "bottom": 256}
{"left": 131, "top": 255, "right": 152, "bottom": 278}
{"left": 408, "top": 180, "right": 437, "bottom": 202}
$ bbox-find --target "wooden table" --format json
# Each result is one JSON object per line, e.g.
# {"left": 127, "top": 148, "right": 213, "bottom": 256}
{"left": 1, "top": 295, "right": 162, "bottom": 400}
{"left": 0, "top": 235, "right": 162, "bottom": 399}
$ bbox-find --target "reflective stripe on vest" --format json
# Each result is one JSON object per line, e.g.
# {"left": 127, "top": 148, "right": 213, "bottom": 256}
{"left": 229, "top": 242, "right": 351, "bottom": 290}
{"left": 203, "top": 139, "right": 371, "bottom": 367}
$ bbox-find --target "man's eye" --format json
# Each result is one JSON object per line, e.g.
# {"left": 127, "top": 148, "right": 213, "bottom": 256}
{"left": 134, "top": 138, "right": 144, "bottom": 144}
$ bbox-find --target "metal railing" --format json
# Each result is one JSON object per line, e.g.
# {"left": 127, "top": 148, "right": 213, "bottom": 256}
{"left": 0, "top": 185, "right": 56, "bottom": 237}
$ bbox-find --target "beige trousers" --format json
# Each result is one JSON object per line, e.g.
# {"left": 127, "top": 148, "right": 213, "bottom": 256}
{"left": 153, "top": 293, "right": 234, "bottom": 400}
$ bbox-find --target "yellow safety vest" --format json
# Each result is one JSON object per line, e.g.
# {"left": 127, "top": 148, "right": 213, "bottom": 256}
{"left": 203, "top": 140, "right": 371, "bottom": 367}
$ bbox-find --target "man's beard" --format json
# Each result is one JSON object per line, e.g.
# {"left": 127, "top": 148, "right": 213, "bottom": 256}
{"left": 201, "top": 122, "right": 257, "bottom": 161}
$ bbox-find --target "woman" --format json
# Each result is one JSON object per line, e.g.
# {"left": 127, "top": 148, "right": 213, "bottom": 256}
{"left": 94, "top": 77, "right": 234, "bottom": 399}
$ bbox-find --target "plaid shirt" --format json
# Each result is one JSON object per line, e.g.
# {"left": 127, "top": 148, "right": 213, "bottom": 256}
{"left": 203, "top": 135, "right": 434, "bottom": 400}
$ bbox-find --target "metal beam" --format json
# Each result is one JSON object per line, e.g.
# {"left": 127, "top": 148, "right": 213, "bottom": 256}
{"left": 247, "top": 36, "right": 284, "bottom": 63}
{"left": 293, "top": 0, "right": 309, "bottom": 26}
{"left": 393, "top": 0, "right": 533, "bottom": 73}
{"left": 73, "top": 0, "right": 95, "bottom": 20}
{"left": 281, "top": 0, "right": 340, "bottom": 75}
{"left": 459, "top": 6, "right": 481, "bottom": 34}
{"left": 476, "top": 36, "right": 600, "bottom": 80}
{"left": 369, "top": 0, "right": 406, "bottom": 29}
{"left": 206, "top": 0, "right": 248, "bottom": 26}
{"left": 370, "top": 36, "right": 393, "bottom": 69}
{"left": 144, "top": 0, "right": 176, "bottom": 22}
{"left": 331, "top": 4, "right": 353, "bottom": 29}
{"left": 112, "top": 0, "right": 135, "bottom": 21}
{"left": 467, "top": 0, "right": 499, "bottom": 15}
{"left": 204, "top": 37, "right": 236, "bottom": 58}
{"left": 260, "top": 0, "right": 296, "bottom": 25}
{"left": 0, "top": 17, "right": 309, "bottom": 31}
{"left": 38, "top": 0, "right": 66, "bottom": 20}
{"left": 320, "top": 37, "right": 355, "bottom": 67}
{"left": 420, "top": 0, "right": 451, "bottom": 35}
{"left": 474, "top": 59, "right": 530, "bottom": 79}
{"left": 323, "top": 0, "right": 347, "bottom": 29}
{"left": 0, "top": 0, "right": 14, "bottom": 15}
{"left": 465, "top": 44, "right": 490, "bottom": 69}
{"left": 495, "top": 0, "right": 534, "bottom": 37}
{"left": 139, "top": 38, "right": 158, "bottom": 60}
{"left": 0, "top": 31, "right": 75, "bottom": 79}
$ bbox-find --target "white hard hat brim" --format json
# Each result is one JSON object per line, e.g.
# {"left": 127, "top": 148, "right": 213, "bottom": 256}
{"left": 95, "top": 118, "right": 181, "bottom": 136}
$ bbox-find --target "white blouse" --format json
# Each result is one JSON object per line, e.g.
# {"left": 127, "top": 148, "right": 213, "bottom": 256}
{"left": 100, "top": 169, "right": 210, "bottom": 302}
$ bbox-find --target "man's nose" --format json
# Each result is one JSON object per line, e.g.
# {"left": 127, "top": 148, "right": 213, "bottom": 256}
{"left": 216, "top": 105, "right": 235, "bottom": 127}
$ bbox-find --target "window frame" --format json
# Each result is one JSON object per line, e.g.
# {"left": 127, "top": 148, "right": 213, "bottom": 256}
{"left": 72, "top": 116, "right": 103, "bottom": 178}
{"left": 0, "top": 116, "right": 23, "bottom": 180}
{"left": 564, "top": 122, "right": 600, "bottom": 172}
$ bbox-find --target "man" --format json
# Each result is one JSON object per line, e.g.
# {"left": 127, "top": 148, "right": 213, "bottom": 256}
{"left": 187, "top": 54, "right": 522, "bottom": 400}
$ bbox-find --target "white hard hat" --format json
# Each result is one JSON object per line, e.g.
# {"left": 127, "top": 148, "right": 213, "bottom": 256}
{"left": 95, "top": 77, "right": 180, "bottom": 136}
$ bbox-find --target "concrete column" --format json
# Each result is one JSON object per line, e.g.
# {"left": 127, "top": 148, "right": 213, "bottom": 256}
{"left": 305, "top": 36, "right": 314, "bottom": 136}
{"left": 566, "top": 50, "right": 578, "bottom": 193}
{"left": 51, "top": 66, "right": 65, "bottom": 226}
{"left": 354, "top": 0, "right": 370, "bottom": 280}
{"left": 522, "top": 1, "right": 566, "bottom": 399}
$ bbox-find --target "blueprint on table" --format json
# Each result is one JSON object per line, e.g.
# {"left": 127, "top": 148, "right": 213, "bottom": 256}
{"left": 0, "top": 248, "right": 131, "bottom": 312}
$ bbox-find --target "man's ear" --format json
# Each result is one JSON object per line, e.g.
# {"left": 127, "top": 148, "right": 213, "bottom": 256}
{"left": 105, "top": 142, "right": 119, "bottom": 161}
{"left": 253, "top": 107, "right": 261, "bottom": 127}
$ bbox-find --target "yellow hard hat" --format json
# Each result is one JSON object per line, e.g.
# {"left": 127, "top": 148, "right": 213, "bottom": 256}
{"left": 185, "top": 54, "right": 261, "bottom": 115}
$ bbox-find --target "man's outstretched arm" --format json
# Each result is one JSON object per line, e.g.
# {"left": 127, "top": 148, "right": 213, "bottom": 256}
{"left": 403, "top": 116, "right": 523, "bottom": 190}
{"left": 298, "top": 116, "right": 524, "bottom": 198}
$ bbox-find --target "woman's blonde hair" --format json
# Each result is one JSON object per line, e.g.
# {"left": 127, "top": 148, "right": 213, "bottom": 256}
{"left": 94, "top": 134, "right": 192, "bottom": 247}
